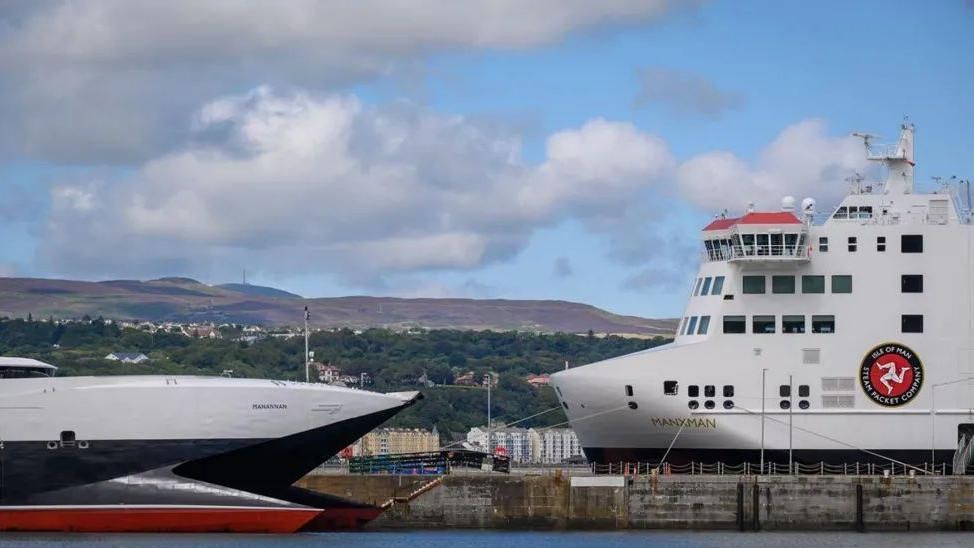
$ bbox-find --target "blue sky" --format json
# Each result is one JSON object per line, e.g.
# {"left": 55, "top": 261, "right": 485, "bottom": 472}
{"left": 1, "top": 1, "right": 972, "bottom": 318}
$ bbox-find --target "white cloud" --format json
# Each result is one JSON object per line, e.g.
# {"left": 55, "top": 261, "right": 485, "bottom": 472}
{"left": 677, "top": 119, "right": 869, "bottom": 212}
{"left": 0, "top": 0, "right": 700, "bottom": 163}
{"left": 635, "top": 66, "right": 744, "bottom": 118}
{"left": 38, "top": 87, "right": 676, "bottom": 284}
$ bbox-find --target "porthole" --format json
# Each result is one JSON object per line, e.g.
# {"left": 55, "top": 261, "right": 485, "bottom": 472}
{"left": 780, "top": 400, "right": 791, "bottom": 410}
{"left": 799, "top": 400, "right": 810, "bottom": 410}
{"left": 78, "top": 440, "right": 90, "bottom": 449}
{"left": 688, "top": 400, "right": 699, "bottom": 410}
{"left": 723, "top": 400, "right": 734, "bottom": 410}
{"left": 46, "top": 441, "right": 58, "bottom": 450}
{"left": 704, "top": 400, "right": 715, "bottom": 410}
{"left": 628, "top": 401, "right": 639, "bottom": 410}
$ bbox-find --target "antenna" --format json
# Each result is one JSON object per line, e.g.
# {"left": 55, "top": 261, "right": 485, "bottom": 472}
{"left": 845, "top": 172, "right": 864, "bottom": 194}
{"left": 851, "top": 132, "right": 878, "bottom": 152}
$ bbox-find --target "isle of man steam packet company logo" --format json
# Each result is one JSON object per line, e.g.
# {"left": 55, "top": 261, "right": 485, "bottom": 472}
{"left": 860, "top": 343, "right": 923, "bottom": 407}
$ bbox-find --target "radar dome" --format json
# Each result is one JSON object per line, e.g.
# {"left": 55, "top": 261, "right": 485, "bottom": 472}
{"left": 781, "top": 196, "right": 796, "bottom": 211}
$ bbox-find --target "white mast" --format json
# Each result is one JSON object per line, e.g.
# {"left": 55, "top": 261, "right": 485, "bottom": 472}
{"left": 856, "top": 121, "right": 915, "bottom": 195}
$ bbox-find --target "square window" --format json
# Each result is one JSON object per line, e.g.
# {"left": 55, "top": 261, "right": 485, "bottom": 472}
{"left": 819, "top": 237, "right": 829, "bottom": 252}
{"left": 902, "top": 314, "right": 924, "bottom": 333}
{"left": 799, "top": 385, "right": 810, "bottom": 398}
{"left": 779, "top": 385, "right": 791, "bottom": 397}
{"left": 742, "top": 275, "right": 766, "bottom": 294}
{"left": 877, "top": 236, "right": 886, "bottom": 252}
{"left": 848, "top": 236, "right": 857, "bottom": 252}
{"left": 783, "top": 315, "right": 806, "bottom": 333}
{"left": 831, "top": 275, "right": 853, "bottom": 293}
{"left": 812, "top": 315, "right": 835, "bottom": 333}
{"left": 688, "top": 385, "right": 699, "bottom": 398}
{"left": 664, "top": 380, "right": 678, "bottom": 395}
{"left": 723, "top": 315, "right": 746, "bottom": 334}
{"left": 802, "top": 275, "right": 825, "bottom": 294}
{"left": 752, "top": 315, "right": 776, "bottom": 334}
{"left": 701, "top": 277, "right": 712, "bottom": 296}
{"left": 704, "top": 385, "right": 715, "bottom": 397}
{"left": 902, "top": 274, "right": 923, "bottom": 293}
{"left": 711, "top": 276, "right": 725, "bottom": 295}
{"left": 697, "top": 316, "right": 711, "bottom": 335}
{"left": 902, "top": 234, "right": 923, "bottom": 253}
{"left": 687, "top": 316, "right": 698, "bottom": 335}
{"left": 723, "top": 385, "right": 734, "bottom": 397}
{"left": 772, "top": 275, "right": 796, "bottom": 294}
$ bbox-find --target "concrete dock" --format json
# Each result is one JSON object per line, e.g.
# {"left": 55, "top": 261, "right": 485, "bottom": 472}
{"left": 298, "top": 473, "right": 974, "bottom": 531}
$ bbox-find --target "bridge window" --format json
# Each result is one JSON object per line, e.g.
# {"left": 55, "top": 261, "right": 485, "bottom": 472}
{"left": 753, "top": 315, "right": 776, "bottom": 334}
{"left": 711, "top": 276, "right": 725, "bottom": 295}
{"left": 902, "top": 314, "right": 924, "bottom": 333}
{"left": 772, "top": 275, "right": 795, "bottom": 294}
{"left": 848, "top": 236, "right": 857, "bottom": 252}
{"left": 811, "top": 315, "right": 835, "bottom": 333}
{"left": 877, "top": 236, "right": 886, "bottom": 252}
{"left": 697, "top": 316, "right": 711, "bottom": 335}
{"left": 901, "top": 234, "right": 923, "bottom": 253}
{"left": 783, "top": 315, "right": 806, "bottom": 333}
{"left": 902, "top": 274, "right": 923, "bottom": 293}
{"left": 801, "top": 275, "right": 825, "bottom": 294}
{"left": 701, "top": 277, "right": 713, "bottom": 295}
{"left": 831, "top": 275, "right": 852, "bottom": 294}
{"left": 693, "top": 278, "right": 703, "bottom": 296}
{"left": 723, "top": 315, "right": 746, "bottom": 334}
{"left": 687, "top": 316, "right": 698, "bottom": 335}
{"left": 742, "top": 275, "right": 765, "bottom": 294}
{"left": 818, "top": 237, "right": 829, "bottom": 252}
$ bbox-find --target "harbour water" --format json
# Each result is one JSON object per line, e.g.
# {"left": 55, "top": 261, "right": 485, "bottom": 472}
{"left": 1, "top": 531, "right": 971, "bottom": 548}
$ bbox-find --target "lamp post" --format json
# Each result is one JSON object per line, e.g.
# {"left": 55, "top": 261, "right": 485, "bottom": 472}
{"left": 760, "top": 368, "right": 767, "bottom": 474}
{"left": 930, "top": 376, "right": 974, "bottom": 468}
{"left": 788, "top": 374, "right": 793, "bottom": 474}
{"left": 304, "top": 306, "right": 310, "bottom": 383}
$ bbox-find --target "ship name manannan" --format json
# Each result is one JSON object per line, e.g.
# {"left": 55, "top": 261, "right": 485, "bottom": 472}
{"left": 252, "top": 403, "right": 287, "bottom": 410}
{"left": 650, "top": 417, "right": 717, "bottom": 429}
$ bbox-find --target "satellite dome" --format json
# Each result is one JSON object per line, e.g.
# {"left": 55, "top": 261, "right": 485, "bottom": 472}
{"left": 781, "top": 196, "right": 796, "bottom": 211}
{"left": 801, "top": 197, "right": 816, "bottom": 214}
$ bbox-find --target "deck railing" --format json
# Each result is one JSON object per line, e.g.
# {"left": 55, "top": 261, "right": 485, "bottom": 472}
{"left": 702, "top": 244, "right": 811, "bottom": 263}
{"left": 590, "top": 461, "right": 950, "bottom": 476}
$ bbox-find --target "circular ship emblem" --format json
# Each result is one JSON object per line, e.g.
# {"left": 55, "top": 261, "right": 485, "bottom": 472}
{"left": 859, "top": 343, "right": 923, "bottom": 407}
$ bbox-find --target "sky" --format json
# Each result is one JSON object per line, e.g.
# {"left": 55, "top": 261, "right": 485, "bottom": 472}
{"left": 0, "top": 0, "right": 972, "bottom": 318}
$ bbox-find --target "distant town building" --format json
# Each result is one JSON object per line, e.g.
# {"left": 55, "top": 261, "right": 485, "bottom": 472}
{"left": 104, "top": 352, "right": 149, "bottom": 364}
{"left": 313, "top": 362, "right": 341, "bottom": 383}
{"left": 454, "top": 371, "right": 477, "bottom": 386}
{"left": 525, "top": 373, "right": 551, "bottom": 388}
{"left": 530, "top": 428, "right": 583, "bottom": 464}
{"left": 467, "top": 426, "right": 534, "bottom": 463}
{"left": 351, "top": 427, "right": 441, "bottom": 456}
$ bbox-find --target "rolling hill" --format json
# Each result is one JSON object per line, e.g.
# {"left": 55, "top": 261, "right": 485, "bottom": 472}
{"left": 0, "top": 277, "right": 676, "bottom": 336}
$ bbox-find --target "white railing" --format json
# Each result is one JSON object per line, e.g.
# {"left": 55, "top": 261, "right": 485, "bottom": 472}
{"left": 702, "top": 244, "right": 811, "bottom": 263}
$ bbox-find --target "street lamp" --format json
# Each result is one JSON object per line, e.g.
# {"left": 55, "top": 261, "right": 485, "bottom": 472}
{"left": 930, "top": 376, "right": 974, "bottom": 468}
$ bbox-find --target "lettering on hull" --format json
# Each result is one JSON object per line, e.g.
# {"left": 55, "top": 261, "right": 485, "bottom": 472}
{"left": 252, "top": 403, "right": 288, "bottom": 410}
{"left": 650, "top": 417, "right": 717, "bottom": 429}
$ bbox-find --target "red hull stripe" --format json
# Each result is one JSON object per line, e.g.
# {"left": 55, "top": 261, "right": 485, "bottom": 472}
{"left": 301, "top": 506, "right": 385, "bottom": 531}
{"left": 0, "top": 506, "right": 320, "bottom": 533}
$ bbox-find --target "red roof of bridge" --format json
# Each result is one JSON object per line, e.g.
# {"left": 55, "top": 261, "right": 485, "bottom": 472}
{"left": 703, "top": 211, "right": 801, "bottom": 231}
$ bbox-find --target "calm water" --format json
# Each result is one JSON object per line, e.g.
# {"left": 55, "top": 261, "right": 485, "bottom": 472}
{"left": 0, "top": 531, "right": 972, "bottom": 548}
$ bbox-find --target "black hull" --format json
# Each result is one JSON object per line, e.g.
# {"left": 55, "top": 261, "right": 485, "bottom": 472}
{"left": 583, "top": 447, "right": 956, "bottom": 468}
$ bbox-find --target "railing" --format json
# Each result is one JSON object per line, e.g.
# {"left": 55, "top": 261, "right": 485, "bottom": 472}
{"left": 702, "top": 244, "right": 811, "bottom": 263}
{"left": 590, "top": 461, "right": 949, "bottom": 476}
{"left": 347, "top": 450, "right": 510, "bottom": 475}
{"left": 953, "top": 434, "right": 974, "bottom": 475}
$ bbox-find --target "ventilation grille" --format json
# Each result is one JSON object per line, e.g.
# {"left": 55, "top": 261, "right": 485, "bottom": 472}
{"left": 802, "top": 348, "right": 821, "bottom": 364}
{"left": 822, "top": 377, "right": 855, "bottom": 391}
{"left": 822, "top": 395, "right": 855, "bottom": 408}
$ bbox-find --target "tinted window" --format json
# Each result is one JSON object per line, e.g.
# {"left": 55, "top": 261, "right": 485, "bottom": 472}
{"left": 818, "top": 237, "right": 829, "bottom": 252}
{"left": 831, "top": 275, "right": 853, "bottom": 293}
{"left": 723, "top": 385, "right": 734, "bottom": 397}
{"left": 625, "top": 385, "right": 633, "bottom": 397}
{"left": 902, "top": 275, "right": 923, "bottom": 293}
{"left": 772, "top": 275, "right": 795, "bottom": 294}
{"left": 697, "top": 316, "right": 711, "bottom": 335}
{"left": 723, "top": 315, "right": 746, "bottom": 334}
{"left": 779, "top": 385, "right": 791, "bottom": 397}
{"left": 798, "top": 385, "right": 810, "bottom": 398}
{"left": 753, "top": 315, "right": 776, "bottom": 334}
{"left": 701, "top": 277, "right": 712, "bottom": 296}
{"left": 664, "top": 381, "right": 678, "bottom": 395}
{"left": 812, "top": 315, "right": 835, "bottom": 333}
{"left": 848, "top": 236, "right": 857, "bottom": 252}
{"left": 693, "top": 278, "right": 703, "bottom": 295}
{"left": 711, "top": 276, "right": 725, "bottom": 295}
{"left": 742, "top": 275, "right": 766, "bottom": 294}
{"left": 902, "top": 235, "right": 923, "bottom": 253}
{"left": 704, "top": 385, "right": 715, "bottom": 397}
{"left": 686, "top": 316, "right": 698, "bottom": 335}
{"left": 688, "top": 385, "right": 699, "bottom": 397}
{"left": 902, "top": 314, "right": 924, "bottom": 333}
{"left": 802, "top": 275, "right": 825, "bottom": 294}
{"left": 783, "top": 315, "right": 805, "bottom": 333}
{"left": 877, "top": 236, "right": 886, "bottom": 252}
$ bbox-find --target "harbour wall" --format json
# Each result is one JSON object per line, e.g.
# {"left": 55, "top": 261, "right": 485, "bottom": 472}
{"left": 299, "top": 474, "right": 974, "bottom": 531}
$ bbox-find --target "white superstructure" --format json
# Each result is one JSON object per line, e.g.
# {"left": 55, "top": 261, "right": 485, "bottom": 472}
{"left": 551, "top": 123, "right": 974, "bottom": 468}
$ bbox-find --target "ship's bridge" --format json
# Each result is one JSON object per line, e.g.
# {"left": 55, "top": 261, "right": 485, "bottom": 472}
{"left": 701, "top": 211, "right": 809, "bottom": 265}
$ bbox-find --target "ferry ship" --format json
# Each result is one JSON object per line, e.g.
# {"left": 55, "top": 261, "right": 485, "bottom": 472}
{"left": 552, "top": 122, "right": 974, "bottom": 469}
{"left": 0, "top": 357, "right": 420, "bottom": 532}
